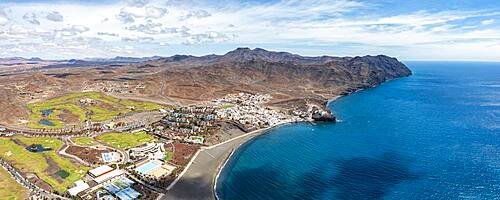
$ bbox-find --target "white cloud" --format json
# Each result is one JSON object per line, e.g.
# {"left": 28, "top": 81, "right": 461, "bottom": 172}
{"left": 55, "top": 25, "right": 89, "bottom": 37}
{"left": 116, "top": 5, "right": 167, "bottom": 23}
{"left": 117, "top": 9, "right": 136, "bottom": 23}
{"left": 481, "top": 19, "right": 495, "bottom": 25}
{"left": 183, "top": 31, "right": 231, "bottom": 45}
{"left": 181, "top": 10, "right": 210, "bottom": 20}
{"left": 46, "top": 11, "right": 63, "bottom": 22}
{"left": 126, "top": 0, "right": 150, "bottom": 7}
{"left": 97, "top": 32, "right": 119, "bottom": 37}
{"left": 145, "top": 6, "right": 167, "bottom": 18}
{"left": 22, "top": 12, "right": 39, "bottom": 25}
{"left": 0, "top": 8, "right": 8, "bottom": 26}
{"left": 0, "top": 0, "right": 500, "bottom": 60}
{"left": 121, "top": 36, "right": 154, "bottom": 42}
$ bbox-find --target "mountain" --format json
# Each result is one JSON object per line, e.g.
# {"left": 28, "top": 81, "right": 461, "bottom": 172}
{"left": 0, "top": 48, "right": 411, "bottom": 125}
{"left": 0, "top": 57, "right": 45, "bottom": 63}
{"left": 84, "top": 56, "right": 164, "bottom": 63}
{"left": 149, "top": 48, "right": 411, "bottom": 113}
{"left": 220, "top": 47, "right": 329, "bottom": 63}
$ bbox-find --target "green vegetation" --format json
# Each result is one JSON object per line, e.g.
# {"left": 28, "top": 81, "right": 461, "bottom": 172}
{"left": 164, "top": 151, "right": 173, "bottom": 161}
{"left": 220, "top": 103, "right": 235, "bottom": 109}
{"left": 0, "top": 136, "right": 90, "bottom": 193}
{"left": 72, "top": 137, "right": 96, "bottom": 146}
{"left": 96, "top": 131, "right": 157, "bottom": 150}
{"left": 27, "top": 91, "right": 163, "bottom": 129}
{"left": 55, "top": 170, "right": 70, "bottom": 179}
{"left": 0, "top": 167, "right": 29, "bottom": 200}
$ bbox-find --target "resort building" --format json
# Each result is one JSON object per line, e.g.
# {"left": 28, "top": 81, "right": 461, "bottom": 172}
{"left": 95, "top": 169, "right": 124, "bottom": 184}
{"left": 102, "top": 152, "right": 120, "bottom": 163}
{"left": 67, "top": 180, "right": 90, "bottom": 196}
{"left": 103, "top": 176, "right": 140, "bottom": 200}
{"left": 89, "top": 165, "right": 114, "bottom": 178}
{"left": 89, "top": 165, "right": 124, "bottom": 184}
{"left": 129, "top": 142, "right": 166, "bottom": 161}
{"left": 186, "top": 136, "right": 204, "bottom": 144}
{"left": 134, "top": 159, "right": 176, "bottom": 178}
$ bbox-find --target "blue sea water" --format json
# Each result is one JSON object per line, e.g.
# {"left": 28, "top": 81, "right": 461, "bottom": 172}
{"left": 216, "top": 61, "right": 500, "bottom": 200}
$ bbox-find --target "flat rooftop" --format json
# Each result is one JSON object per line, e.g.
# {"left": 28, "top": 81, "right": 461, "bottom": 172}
{"left": 89, "top": 165, "right": 113, "bottom": 177}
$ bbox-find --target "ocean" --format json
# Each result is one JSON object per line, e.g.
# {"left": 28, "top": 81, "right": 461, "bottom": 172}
{"left": 216, "top": 61, "right": 500, "bottom": 200}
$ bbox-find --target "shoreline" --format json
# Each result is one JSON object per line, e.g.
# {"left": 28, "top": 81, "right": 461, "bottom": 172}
{"left": 162, "top": 120, "right": 296, "bottom": 200}
{"left": 213, "top": 148, "right": 235, "bottom": 200}
{"left": 209, "top": 79, "right": 407, "bottom": 199}
{"left": 212, "top": 121, "right": 293, "bottom": 200}
{"left": 164, "top": 78, "right": 409, "bottom": 199}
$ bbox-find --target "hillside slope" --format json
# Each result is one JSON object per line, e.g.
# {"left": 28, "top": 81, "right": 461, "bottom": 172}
{"left": 0, "top": 48, "right": 411, "bottom": 127}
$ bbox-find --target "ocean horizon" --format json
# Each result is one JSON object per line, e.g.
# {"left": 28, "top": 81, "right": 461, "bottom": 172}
{"left": 216, "top": 61, "right": 500, "bottom": 200}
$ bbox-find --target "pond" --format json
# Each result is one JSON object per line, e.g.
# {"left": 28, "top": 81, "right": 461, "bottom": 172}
{"left": 41, "top": 109, "right": 54, "bottom": 116}
{"left": 39, "top": 119, "right": 55, "bottom": 126}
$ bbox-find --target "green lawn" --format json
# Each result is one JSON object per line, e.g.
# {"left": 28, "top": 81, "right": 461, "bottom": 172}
{"left": 0, "top": 136, "right": 90, "bottom": 193}
{"left": 164, "top": 151, "right": 173, "bottom": 161}
{"left": 26, "top": 91, "right": 163, "bottom": 129}
{"left": 0, "top": 166, "right": 29, "bottom": 200}
{"left": 220, "top": 103, "right": 235, "bottom": 109}
{"left": 72, "top": 137, "right": 96, "bottom": 146}
{"left": 96, "top": 131, "right": 157, "bottom": 150}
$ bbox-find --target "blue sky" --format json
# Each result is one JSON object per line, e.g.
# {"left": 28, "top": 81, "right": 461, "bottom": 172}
{"left": 0, "top": 0, "right": 500, "bottom": 60}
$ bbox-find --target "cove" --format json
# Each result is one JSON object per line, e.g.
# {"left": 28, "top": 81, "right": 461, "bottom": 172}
{"left": 216, "top": 61, "right": 500, "bottom": 200}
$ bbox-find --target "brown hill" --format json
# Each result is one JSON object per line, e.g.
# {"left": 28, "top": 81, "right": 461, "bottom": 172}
{"left": 152, "top": 48, "right": 411, "bottom": 110}
{"left": 0, "top": 48, "right": 411, "bottom": 127}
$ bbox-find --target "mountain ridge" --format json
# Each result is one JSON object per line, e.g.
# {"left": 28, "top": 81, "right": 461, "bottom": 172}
{"left": 0, "top": 47, "right": 411, "bottom": 126}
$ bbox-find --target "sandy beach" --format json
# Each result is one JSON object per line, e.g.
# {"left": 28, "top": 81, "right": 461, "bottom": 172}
{"left": 162, "top": 122, "right": 292, "bottom": 200}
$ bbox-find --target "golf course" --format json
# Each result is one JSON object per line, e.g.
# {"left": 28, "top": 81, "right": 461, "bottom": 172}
{"left": 26, "top": 91, "right": 162, "bottom": 129}
{"left": 96, "top": 131, "right": 157, "bottom": 150}
{"left": 0, "top": 136, "right": 90, "bottom": 194}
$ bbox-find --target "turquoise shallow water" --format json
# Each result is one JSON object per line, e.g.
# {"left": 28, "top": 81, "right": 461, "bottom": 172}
{"left": 216, "top": 61, "right": 500, "bottom": 200}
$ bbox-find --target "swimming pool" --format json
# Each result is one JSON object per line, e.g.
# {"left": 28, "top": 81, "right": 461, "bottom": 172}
{"left": 135, "top": 160, "right": 161, "bottom": 174}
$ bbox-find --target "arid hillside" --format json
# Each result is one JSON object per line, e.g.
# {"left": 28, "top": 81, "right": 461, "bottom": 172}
{"left": 0, "top": 48, "right": 411, "bottom": 128}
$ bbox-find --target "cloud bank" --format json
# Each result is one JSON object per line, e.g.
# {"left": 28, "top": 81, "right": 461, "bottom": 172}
{"left": 0, "top": 0, "right": 499, "bottom": 60}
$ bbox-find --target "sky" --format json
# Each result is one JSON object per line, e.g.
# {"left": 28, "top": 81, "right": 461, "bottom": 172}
{"left": 0, "top": 0, "right": 500, "bottom": 60}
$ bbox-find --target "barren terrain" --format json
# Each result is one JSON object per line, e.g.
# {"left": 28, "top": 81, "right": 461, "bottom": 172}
{"left": 0, "top": 48, "right": 411, "bottom": 129}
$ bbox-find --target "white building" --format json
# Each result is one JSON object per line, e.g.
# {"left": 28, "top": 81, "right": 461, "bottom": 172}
{"left": 88, "top": 165, "right": 125, "bottom": 184}
{"left": 67, "top": 180, "right": 90, "bottom": 196}
{"left": 94, "top": 169, "right": 124, "bottom": 184}
{"left": 89, "top": 165, "right": 114, "bottom": 178}
{"left": 102, "top": 152, "right": 120, "bottom": 163}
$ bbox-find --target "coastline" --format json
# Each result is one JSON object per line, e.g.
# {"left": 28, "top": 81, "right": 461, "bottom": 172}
{"left": 164, "top": 78, "right": 409, "bottom": 200}
{"left": 163, "top": 98, "right": 344, "bottom": 200}
{"left": 212, "top": 121, "right": 293, "bottom": 200}
{"left": 162, "top": 121, "right": 295, "bottom": 200}
{"left": 209, "top": 78, "right": 409, "bottom": 199}
{"left": 213, "top": 148, "right": 235, "bottom": 200}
